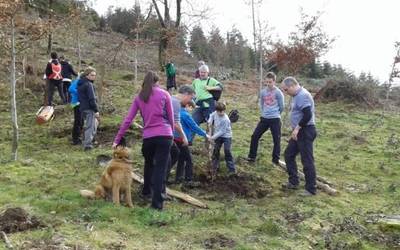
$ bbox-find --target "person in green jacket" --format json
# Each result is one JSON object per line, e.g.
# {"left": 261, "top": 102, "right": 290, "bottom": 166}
{"left": 191, "top": 64, "right": 223, "bottom": 124}
{"left": 165, "top": 60, "right": 177, "bottom": 93}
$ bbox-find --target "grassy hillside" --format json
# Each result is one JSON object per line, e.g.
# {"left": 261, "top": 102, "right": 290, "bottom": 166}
{"left": 0, "top": 67, "right": 399, "bottom": 249}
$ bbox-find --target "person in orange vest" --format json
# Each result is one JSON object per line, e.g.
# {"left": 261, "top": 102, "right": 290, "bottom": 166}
{"left": 45, "top": 52, "right": 66, "bottom": 105}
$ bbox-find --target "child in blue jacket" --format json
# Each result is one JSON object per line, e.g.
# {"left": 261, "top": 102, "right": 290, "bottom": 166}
{"left": 68, "top": 77, "right": 82, "bottom": 145}
{"left": 175, "top": 102, "right": 209, "bottom": 183}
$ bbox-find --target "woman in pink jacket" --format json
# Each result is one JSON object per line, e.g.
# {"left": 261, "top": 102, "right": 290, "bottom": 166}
{"left": 113, "top": 71, "right": 174, "bottom": 210}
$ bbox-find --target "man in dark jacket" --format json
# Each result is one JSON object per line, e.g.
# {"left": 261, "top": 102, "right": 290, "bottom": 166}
{"left": 45, "top": 52, "right": 65, "bottom": 105}
{"left": 60, "top": 55, "right": 77, "bottom": 103}
{"left": 77, "top": 67, "right": 100, "bottom": 151}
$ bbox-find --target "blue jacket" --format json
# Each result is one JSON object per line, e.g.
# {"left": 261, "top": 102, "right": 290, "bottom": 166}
{"left": 68, "top": 78, "right": 80, "bottom": 107}
{"left": 175, "top": 108, "right": 207, "bottom": 142}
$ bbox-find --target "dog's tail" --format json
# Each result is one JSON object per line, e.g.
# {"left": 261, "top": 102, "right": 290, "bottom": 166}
{"left": 80, "top": 189, "right": 95, "bottom": 199}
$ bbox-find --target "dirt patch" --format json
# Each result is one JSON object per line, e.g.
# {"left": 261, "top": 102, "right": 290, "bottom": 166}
{"left": 197, "top": 172, "right": 271, "bottom": 199}
{"left": 0, "top": 207, "right": 45, "bottom": 233}
{"left": 324, "top": 216, "right": 400, "bottom": 249}
{"left": 19, "top": 234, "right": 91, "bottom": 250}
{"left": 352, "top": 135, "right": 367, "bottom": 145}
{"left": 283, "top": 211, "right": 309, "bottom": 225}
{"left": 203, "top": 234, "right": 236, "bottom": 249}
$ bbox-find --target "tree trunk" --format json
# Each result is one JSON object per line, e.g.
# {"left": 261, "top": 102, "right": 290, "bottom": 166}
{"left": 158, "top": 30, "right": 168, "bottom": 71}
{"left": 77, "top": 27, "right": 81, "bottom": 72}
{"left": 47, "top": 0, "right": 53, "bottom": 55}
{"left": 10, "top": 17, "right": 19, "bottom": 161}
{"left": 22, "top": 54, "right": 27, "bottom": 89}
{"left": 258, "top": 25, "right": 263, "bottom": 102}
{"left": 251, "top": 0, "right": 260, "bottom": 103}
{"left": 97, "top": 64, "right": 105, "bottom": 107}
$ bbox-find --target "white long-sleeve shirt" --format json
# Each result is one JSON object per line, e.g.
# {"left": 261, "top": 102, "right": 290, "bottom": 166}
{"left": 208, "top": 111, "right": 232, "bottom": 140}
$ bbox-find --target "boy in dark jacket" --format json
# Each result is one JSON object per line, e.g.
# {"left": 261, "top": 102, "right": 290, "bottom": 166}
{"left": 77, "top": 67, "right": 99, "bottom": 151}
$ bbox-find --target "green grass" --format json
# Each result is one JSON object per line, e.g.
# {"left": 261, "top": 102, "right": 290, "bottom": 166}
{"left": 0, "top": 73, "right": 399, "bottom": 249}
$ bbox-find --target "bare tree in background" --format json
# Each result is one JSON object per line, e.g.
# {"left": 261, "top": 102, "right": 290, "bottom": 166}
{"left": 0, "top": 0, "right": 47, "bottom": 160}
{"left": 0, "top": 0, "right": 24, "bottom": 161}
{"left": 151, "top": 0, "right": 208, "bottom": 70}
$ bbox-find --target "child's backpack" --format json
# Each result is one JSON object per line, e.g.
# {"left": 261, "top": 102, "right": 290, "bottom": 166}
{"left": 228, "top": 109, "right": 239, "bottom": 123}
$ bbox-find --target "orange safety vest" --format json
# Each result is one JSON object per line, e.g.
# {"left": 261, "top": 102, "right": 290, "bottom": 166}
{"left": 48, "top": 62, "right": 62, "bottom": 80}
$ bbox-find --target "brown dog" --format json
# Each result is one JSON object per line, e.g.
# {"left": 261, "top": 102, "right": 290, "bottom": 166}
{"left": 94, "top": 146, "right": 133, "bottom": 207}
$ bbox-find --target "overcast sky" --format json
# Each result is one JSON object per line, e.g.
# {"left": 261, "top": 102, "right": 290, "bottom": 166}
{"left": 92, "top": 0, "right": 400, "bottom": 83}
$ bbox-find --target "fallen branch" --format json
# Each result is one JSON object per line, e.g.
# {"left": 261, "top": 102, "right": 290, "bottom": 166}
{"left": 378, "top": 215, "right": 400, "bottom": 230}
{"left": 1, "top": 231, "right": 13, "bottom": 249}
{"left": 131, "top": 172, "right": 208, "bottom": 209}
{"left": 278, "top": 160, "right": 338, "bottom": 196}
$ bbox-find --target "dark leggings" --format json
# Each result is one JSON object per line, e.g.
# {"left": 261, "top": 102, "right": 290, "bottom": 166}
{"left": 141, "top": 136, "right": 173, "bottom": 209}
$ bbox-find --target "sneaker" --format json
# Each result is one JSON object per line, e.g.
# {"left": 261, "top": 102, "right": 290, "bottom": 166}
{"left": 71, "top": 140, "right": 82, "bottom": 145}
{"left": 245, "top": 157, "right": 255, "bottom": 163}
{"left": 300, "top": 190, "right": 316, "bottom": 196}
{"left": 139, "top": 193, "right": 152, "bottom": 201}
{"left": 272, "top": 159, "right": 280, "bottom": 165}
{"left": 161, "top": 193, "right": 172, "bottom": 201}
{"left": 228, "top": 170, "right": 237, "bottom": 177}
{"left": 281, "top": 182, "right": 299, "bottom": 190}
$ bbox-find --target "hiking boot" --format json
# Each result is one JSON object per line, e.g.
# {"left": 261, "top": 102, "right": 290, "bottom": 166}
{"left": 300, "top": 190, "right": 316, "bottom": 197}
{"left": 281, "top": 182, "right": 299, "bottom": 190}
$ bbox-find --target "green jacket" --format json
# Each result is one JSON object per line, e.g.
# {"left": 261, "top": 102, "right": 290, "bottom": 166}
{"left": 165, "top": 63, "right": 176, "bottom": 77}
{"left": 192, "top": 77, "right": 223, "bottom": 101}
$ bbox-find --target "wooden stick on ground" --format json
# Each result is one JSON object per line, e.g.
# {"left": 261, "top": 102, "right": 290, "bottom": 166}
{"left": 131, "top": 172, "right": 208, "bottom": 209}
{"left": 1, "top": 231, "right": 13, "bottom": 249}
{"left": 278, "top": 160, "right": 338, "bottom": 196}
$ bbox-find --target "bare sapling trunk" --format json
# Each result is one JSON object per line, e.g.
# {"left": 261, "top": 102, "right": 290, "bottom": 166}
{"left": 251, "top": 0, "right": 259, "bottom": 102}
{"left": 10, "top": 17, "right": 19, "bottom": 161}
{"left": 97, "top": 64, "right": 106, "bottom": 108}
{"left": 77, "top": 28, "right": 81, "bottom": 72}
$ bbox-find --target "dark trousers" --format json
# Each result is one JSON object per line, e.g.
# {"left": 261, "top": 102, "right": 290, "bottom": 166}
{"left": 47, "top": 79, "right": 65, "bottom": 105}
{"left": 142, "top": 136, "right": 173, "bottom": 210}
{"left": 72, "top": 105, "right": 82, "bottom": 143}
{"left": 248, "top": 117, "right": 281, "bottom": 162}
{"left": 62, "top": 81, "right": 71, "bottom": 103}
{"left": 176, "top": 143, "right": 193, "bottom": 182}
{"left": 166, "top": 141, "right": 180, "bottom": 183}
{"left": 284, "top": 125, "right": 317, "bottom": 194}
{"left": 193, "top": 98, "right": 215, "bottom": 125}
{"left": 166, "top": 75, "right": 176, "bottom": 91}
{"left": 212, "top": 137, "right": 235, "bottom": 172}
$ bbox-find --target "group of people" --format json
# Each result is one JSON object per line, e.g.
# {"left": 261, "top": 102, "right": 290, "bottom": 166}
{"left": 44, "top": 52, "right": 99, "bottom": 150}
{"left": 45, "top": 52, "right": 317, "bottom": 210}
{"left": 244, "top": 72, "right": 317, "bottom": 196}
{"left": 111, "top": 60, "right": 317, "bottom": 210}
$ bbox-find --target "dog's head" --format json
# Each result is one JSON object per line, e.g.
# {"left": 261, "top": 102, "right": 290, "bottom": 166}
{"left": 94, "top": 184, "right": 106, "bottom": 199}
{"left": 112, "top": 146, "right": 130, "bottom": 160}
